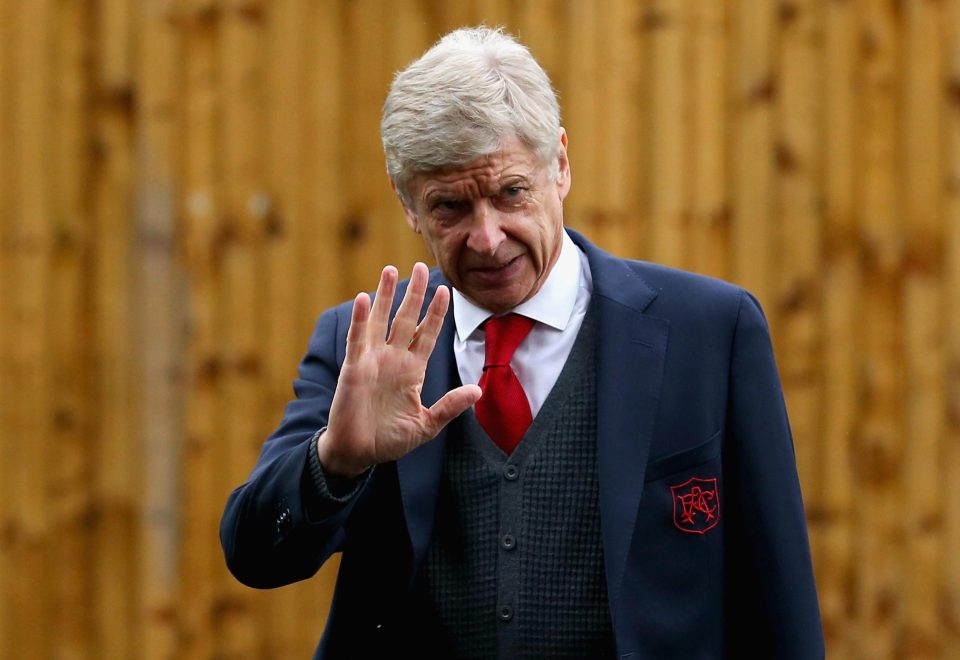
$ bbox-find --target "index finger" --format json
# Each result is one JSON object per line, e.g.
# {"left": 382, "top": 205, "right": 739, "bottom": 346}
{"left": 367, "top": 265, "right": 398, "bottom": 343}
{"left": 344, "top": 292, "right": 371, "bottom": 363}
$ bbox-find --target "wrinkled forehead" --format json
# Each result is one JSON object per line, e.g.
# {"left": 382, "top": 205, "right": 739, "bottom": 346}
{"left": 408, "top": 139, "right": 545, "bottom": 204}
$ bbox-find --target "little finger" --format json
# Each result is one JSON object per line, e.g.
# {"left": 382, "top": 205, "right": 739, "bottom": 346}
{"left": 344, "top": 292, "right": 371, "bottom": 362}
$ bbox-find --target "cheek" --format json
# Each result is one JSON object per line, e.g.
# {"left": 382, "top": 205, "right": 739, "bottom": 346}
{"left": 528, "top": 215, "right": 556, "bottom": 259}
{"left": 432, "top": 234, "right": 465, "bottom": 273}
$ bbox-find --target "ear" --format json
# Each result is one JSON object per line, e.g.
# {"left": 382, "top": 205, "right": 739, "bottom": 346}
{"left": 402, "top": 204, "right": 421, "bottom": 234}
{"left": 391, "top": 179, "right": 422, "bottom": 234}
{"left": 556, "top": 128, "right": 571, "bottom": 202}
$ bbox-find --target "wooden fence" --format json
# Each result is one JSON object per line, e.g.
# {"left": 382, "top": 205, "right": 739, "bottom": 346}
{"left": 1, "top": 0, "right": 958, "bottom": 657}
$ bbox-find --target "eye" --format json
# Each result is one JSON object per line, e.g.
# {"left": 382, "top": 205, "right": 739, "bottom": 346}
{"left": 496, "top": 185, "right": 528, "bottom": 209}
{"left": 430, "top": 198, "right": 469, "bottom": 223}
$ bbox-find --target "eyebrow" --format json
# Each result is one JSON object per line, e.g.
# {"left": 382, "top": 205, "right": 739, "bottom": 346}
{"left": 499, "top": 175, "right": 531, "bottom": 188}
{"left": 419, "top": 171, "right": 535, "bottom": 207}
{"left": 422, "top": 190, "right": 461, "bottom": 207}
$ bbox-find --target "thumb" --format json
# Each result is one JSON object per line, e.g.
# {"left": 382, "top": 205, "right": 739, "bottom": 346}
{"left": 425, "top": 384, "right": 482, "bottom": 436}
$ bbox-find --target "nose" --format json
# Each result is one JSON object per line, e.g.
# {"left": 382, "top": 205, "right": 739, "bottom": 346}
{"left": 465, "top": 201, "right": 505, "bottom": 256}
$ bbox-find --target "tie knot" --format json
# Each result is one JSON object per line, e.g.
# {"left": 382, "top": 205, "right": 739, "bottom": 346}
{"left": 483, "top": 314, "right": 535, "bottom": 368}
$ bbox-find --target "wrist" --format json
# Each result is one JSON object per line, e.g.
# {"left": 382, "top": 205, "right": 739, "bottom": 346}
{"left": 315, "top": 429, "right": 370, "bottom": 479}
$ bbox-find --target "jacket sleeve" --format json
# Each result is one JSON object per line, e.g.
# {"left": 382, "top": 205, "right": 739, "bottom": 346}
{"left": 219, "top": 303, "right": 369, "bottom": 589}
{"left": 723, "top": 290, "right": 825, "bottom": 657}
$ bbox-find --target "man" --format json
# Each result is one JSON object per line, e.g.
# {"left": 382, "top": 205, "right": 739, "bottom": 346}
{"left": 221, "top": 27, "right": 824, "bottom": 659}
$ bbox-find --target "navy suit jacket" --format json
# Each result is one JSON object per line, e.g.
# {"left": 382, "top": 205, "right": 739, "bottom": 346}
{"left": 221, "top": 229, "right": 824, "bottom": 659}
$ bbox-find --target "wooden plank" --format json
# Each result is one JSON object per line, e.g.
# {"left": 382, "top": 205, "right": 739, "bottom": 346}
{"left": 7, "top": 0, "right": 56, "bottom": 657}
{"left": 342, "top": 0, "right": 392, "bottom": 290}
{"left": 596, "top": 0, "right": 645, "bottom": 258}
{"left": 561, "top": 1, "right": 600, "bottom": 239}
{"left": 0, "top": 0, "right": 16, "bottom": 653}
{"left": 300, "top": 0, "right": 347, "bottom": 316}
{"left": 647, "top": 0, "right": 689, "bottom": 267}
{"left": 900, "top": 1, "right": 945, "bottom": 656}
{"left": 138, "top": 0, "right": 184, "bottom": 658}
{"left": 295, "top": 0, "right": 349, "bottom": 641}
{"left": 689, "top": 0, "right": 730, "bottom": 280}
{"left": 516, "top": 0, "right": 563, "bottom": 85}
{"left": 93, "top": 0, "right": 140, "bottom": 649}
{"left": 264, "top": 0, "right": 309, "bottom": 395}
{"left": 819, "top": 0, "right": 858, "bottom": 655}
{"left": 434, "top": 0, "right": 473, "bottom": 32}
{"left": 49, "top": 0, "right": 96, "bottom": 657}
{"left": 773, "top": 0, "right": 824, "bottom": 564}
{"left": 901, "top": 275, "right": 944, "bottom": 660}
{"left": 730, "top": 0, "right": 775, "bottom": 304}
{"left": 940, "top": 0, "right": 960, "bottom": 656}
{"left": 216, "top": 0, "right": 265, "bottom": 655}
{"left": 854, "top": 2, "right": 903, "bottom": 657}
{"left": 386, "top": 1, "right": 434, "bottom": 271}
{"left": 261, "top": 0, "right": 318, "bottom": 656}
{"left": 469, "top": 0, "right": 511, "bottom": 27}
{"left": 178, "top": 1, "right": 224, "bottom": 656}
{"left": 520, "top": 3, "right": 565, "bottom": 183}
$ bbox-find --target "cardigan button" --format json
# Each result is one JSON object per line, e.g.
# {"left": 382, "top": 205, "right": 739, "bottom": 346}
{"left": 498, "top": 605, "right": 513, "bottom": 622}
{"left": 501, "top": 534, "right": 516, "bottom": 550}
{"left": 503, "top": 465, "right": 519, "bottom": 481}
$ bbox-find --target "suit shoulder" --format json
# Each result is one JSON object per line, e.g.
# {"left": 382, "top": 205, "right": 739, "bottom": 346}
{"left": 620, "top": 259, "right": 757, "bottom": 331}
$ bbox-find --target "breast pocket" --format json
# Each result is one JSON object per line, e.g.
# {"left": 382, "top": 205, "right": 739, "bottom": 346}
{"left": 626, "top": 429, "right": 725, "bottom": 651}
{"left": 643, "top": 428, "right": 723, "bottom": 536}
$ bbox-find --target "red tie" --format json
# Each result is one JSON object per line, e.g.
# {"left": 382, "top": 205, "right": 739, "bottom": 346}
{"left": 476, "top": 314, "right": 536, "bottom": 454}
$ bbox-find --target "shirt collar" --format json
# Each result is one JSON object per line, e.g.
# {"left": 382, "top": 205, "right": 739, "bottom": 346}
{"left": 452, "top": 230, "right": 583, "bottom": 341}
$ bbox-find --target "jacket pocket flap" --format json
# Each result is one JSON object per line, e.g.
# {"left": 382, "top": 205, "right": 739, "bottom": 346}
{"left": 645, "top": 428, "right": 722, "bottom": 483}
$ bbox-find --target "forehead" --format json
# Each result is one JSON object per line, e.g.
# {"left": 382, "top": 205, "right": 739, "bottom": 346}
{"left": 409, "top": 139, "right": 543, "bottom": 203}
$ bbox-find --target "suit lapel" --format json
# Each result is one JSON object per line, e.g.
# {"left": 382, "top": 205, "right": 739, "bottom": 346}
{"left": 396, "top": 272, "right": 457, "bottom": 579}
{"left": 571, "top": 231, "right": 669, "bottom": 636}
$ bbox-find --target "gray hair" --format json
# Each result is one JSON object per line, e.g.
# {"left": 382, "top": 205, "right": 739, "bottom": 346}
{"left": 381, "top": 27, "right": 561, "bottom": 206}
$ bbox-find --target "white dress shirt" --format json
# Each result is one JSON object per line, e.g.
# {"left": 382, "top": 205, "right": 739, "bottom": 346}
{"left": 452, "top": 231, "right": 594, "bottom": 418}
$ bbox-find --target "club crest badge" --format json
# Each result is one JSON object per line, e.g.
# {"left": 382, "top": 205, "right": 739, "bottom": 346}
{"left": 670, "top": 476, "right": 720, "bottom": 534}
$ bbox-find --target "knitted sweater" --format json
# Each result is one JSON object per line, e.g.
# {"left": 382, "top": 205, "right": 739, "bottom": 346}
{"left": 415, "top": 312, "right": 614, "bottom": 658}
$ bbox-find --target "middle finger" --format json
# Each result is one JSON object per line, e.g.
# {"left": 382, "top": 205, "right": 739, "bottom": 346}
{"left": 387, "top": 262, "right": 429, "bottom": 347}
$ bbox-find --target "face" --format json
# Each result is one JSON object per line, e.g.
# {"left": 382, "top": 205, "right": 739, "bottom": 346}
{"left": 399, "top": 133, "right": 571, "bottom": 314}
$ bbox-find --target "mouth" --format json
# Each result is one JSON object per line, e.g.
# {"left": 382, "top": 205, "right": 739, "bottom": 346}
{"left": 466, "top": 254, "right": 525, "bottom": 285}
{"left": 470, "top": 254, "right": 522, "bottom": 273}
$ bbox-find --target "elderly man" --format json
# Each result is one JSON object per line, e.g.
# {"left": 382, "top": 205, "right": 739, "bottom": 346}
{"left": 221, "top": 27, "right": 824, "bottom": 659}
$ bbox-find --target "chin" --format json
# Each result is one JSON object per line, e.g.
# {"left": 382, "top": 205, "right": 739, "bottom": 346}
{"left": 476, "top": 290, "right": 529, "bottom": 314}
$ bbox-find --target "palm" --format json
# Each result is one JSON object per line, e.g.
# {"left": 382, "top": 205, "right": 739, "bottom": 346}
{"left": 335, "top": 344, "right": 430, "bottom": 458}
{"left": 321, "top": 263, "right": 481, "bottom": 477}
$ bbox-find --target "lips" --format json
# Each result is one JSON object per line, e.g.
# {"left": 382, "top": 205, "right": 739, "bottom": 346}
{"left": 470, "top": 254, "right": 522, "bottom": 273}
{"left": 466, "top": 254, "right": 525, "bottom": 285}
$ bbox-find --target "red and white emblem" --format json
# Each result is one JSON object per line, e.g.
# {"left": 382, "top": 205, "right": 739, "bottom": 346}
{"left": 670, "top": 476, "right": 720, "bottom": 534}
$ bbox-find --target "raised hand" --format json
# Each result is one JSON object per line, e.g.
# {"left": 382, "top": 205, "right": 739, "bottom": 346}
{"left": 317, "top": 263, "right": 482, "bottom": 478}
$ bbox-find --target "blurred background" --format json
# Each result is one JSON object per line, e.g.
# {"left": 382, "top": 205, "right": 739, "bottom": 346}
{"left": 1, "top": 0, "right": 958, "bottom": 657}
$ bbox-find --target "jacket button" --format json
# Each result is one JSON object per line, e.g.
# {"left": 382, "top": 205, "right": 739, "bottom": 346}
{"left": 276, "top": 508, "right": 292, "bottom": 533}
